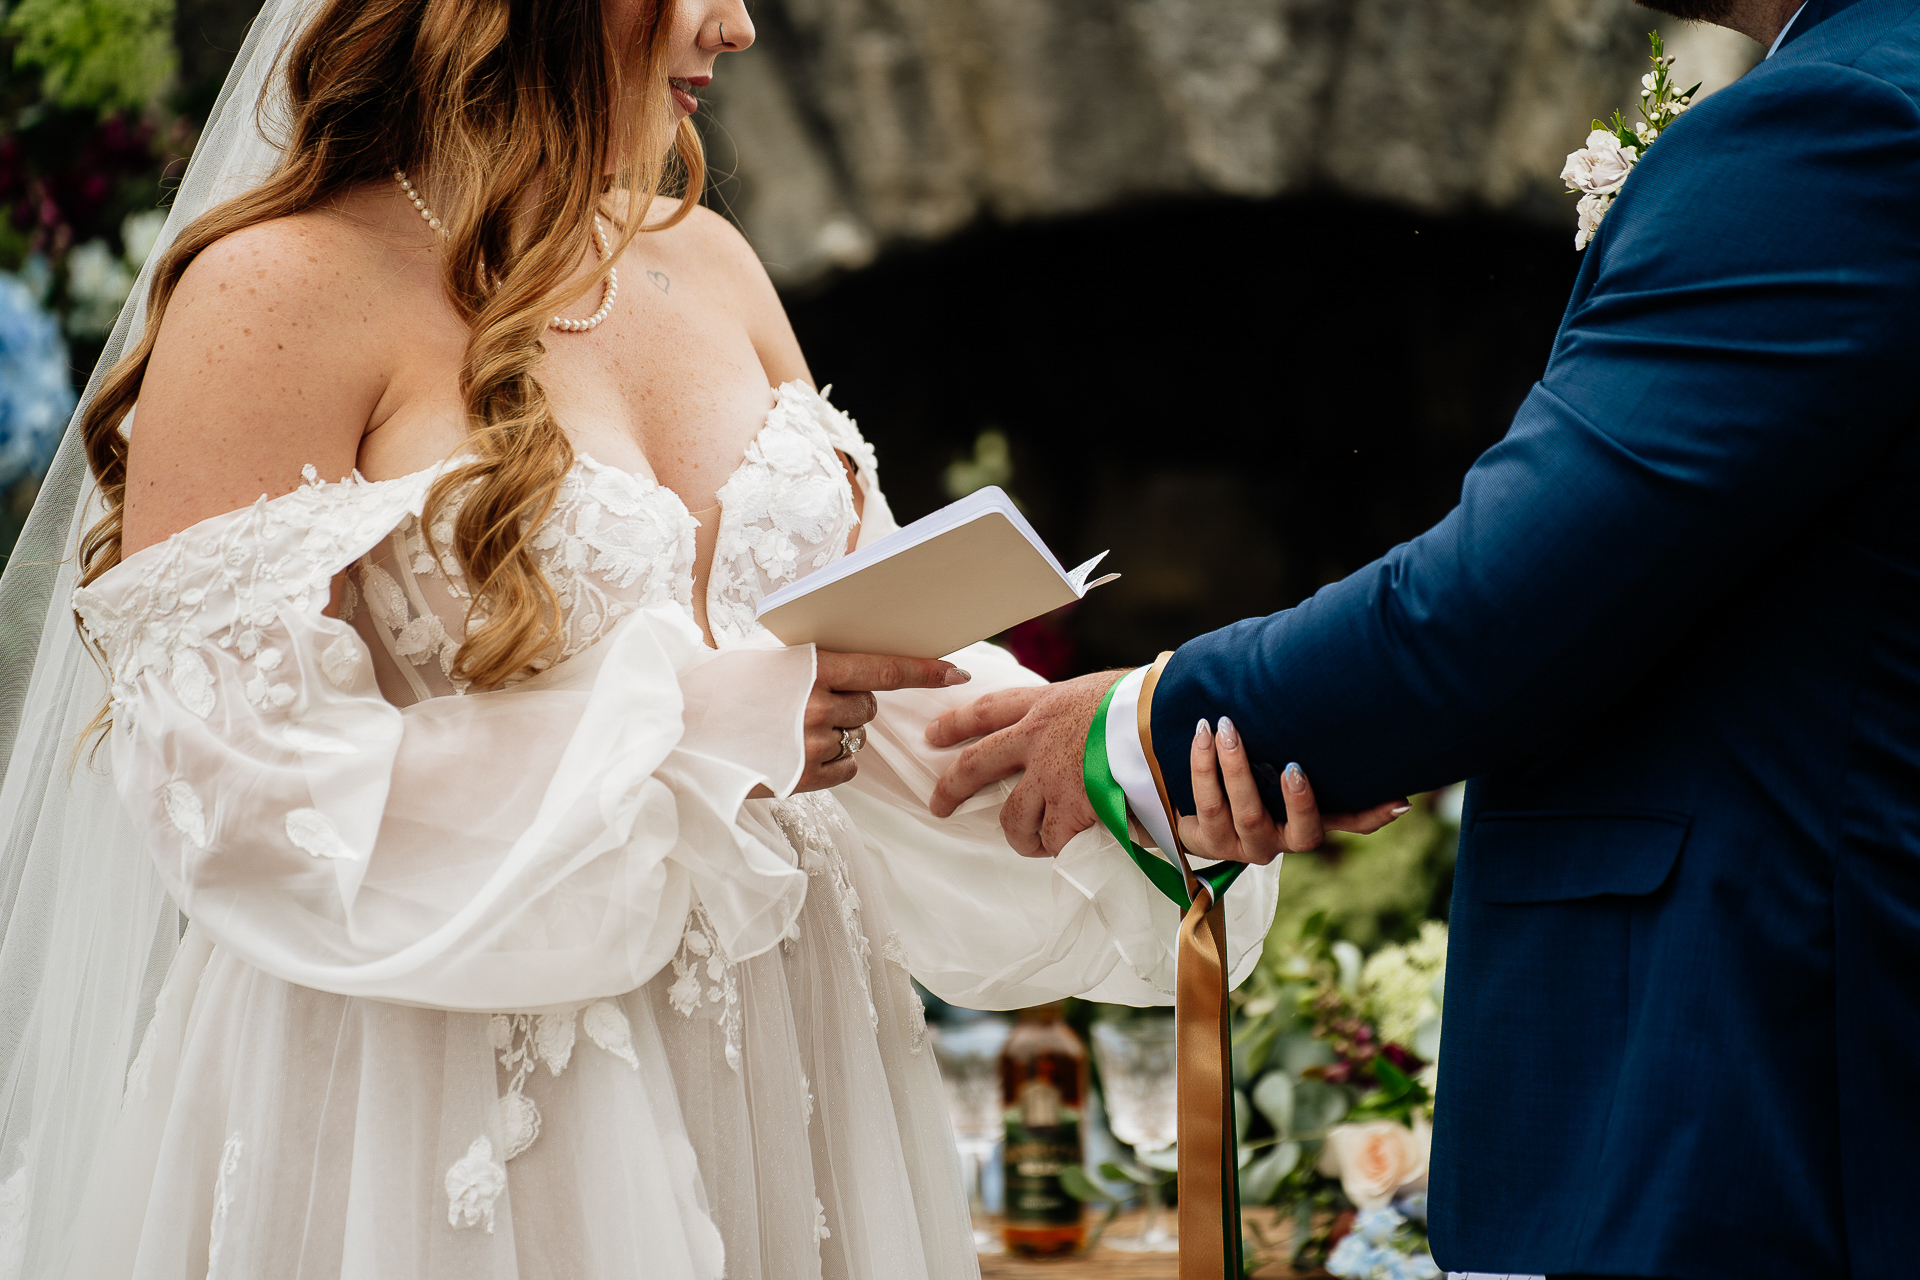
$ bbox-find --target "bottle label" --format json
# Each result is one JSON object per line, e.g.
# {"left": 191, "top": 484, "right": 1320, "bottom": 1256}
{"left": 1003, "top": 1081, "right": 1083, "bottom": 1227}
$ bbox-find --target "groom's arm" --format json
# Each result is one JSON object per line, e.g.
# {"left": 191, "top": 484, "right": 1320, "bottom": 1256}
{"left": 1144, "top": 57, "right": 1920, "bottom": 817}
{"left": 936, "top": 56, "right": 1920, "bottom": 849}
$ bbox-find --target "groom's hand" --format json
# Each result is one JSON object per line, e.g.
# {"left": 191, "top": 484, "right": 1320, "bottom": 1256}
{"left": 927, "top": 670, "right": 1127, "bottom": 856}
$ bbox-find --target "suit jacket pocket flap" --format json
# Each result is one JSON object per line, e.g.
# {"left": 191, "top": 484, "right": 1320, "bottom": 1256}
{"left": 1470, "top": 810, "right": 1689, "bottom": 904}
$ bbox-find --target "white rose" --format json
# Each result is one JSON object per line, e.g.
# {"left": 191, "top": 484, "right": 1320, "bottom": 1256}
{"left": 1317, "top": 1120, "right": 1428, "bottom": 1211}
{"left": 1560, "top": 129, "right": 1638, "bottom": 196}
{"left": 1573, "top": 191, "right": 1611, "bottom": 251}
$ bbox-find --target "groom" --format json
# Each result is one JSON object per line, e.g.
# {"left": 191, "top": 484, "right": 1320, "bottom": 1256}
{"left": 928, "top": 0, "right": 1920, "bottom": 1275}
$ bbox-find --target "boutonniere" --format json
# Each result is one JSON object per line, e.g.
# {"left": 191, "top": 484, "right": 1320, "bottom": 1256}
{"left": 1562, "top": 32, "right": 1700, "bottom": 249}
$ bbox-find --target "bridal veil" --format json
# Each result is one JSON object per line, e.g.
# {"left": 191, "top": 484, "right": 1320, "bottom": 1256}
{"left": 0, "top": 0, "right": 325, "bottom": 1266}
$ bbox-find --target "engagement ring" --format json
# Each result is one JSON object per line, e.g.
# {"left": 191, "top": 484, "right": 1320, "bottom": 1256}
{"left": 831, "top": 726, "right": 867, "bottom": 763}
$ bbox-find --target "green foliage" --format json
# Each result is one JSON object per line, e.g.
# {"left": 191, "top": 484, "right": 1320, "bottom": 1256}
{"left": 1228, "top": 880, "right": 1453, "bottom": 1274}
{"left": 1260, "top": 793, "right": 1456, "bottom": 955}
{"left": 8, "top": 0, "right": 177, "bottom": 111}
{"left": 1593, "top": 31, "right": 1702, "bottom": 156}
{"left": 1344, "top": 1054, "right": 1432, "bottom": 1127}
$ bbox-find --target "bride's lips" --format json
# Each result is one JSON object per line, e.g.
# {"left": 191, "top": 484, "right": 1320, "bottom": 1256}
{"left": 668, "top": 75, "right": 710, "bottom": 114}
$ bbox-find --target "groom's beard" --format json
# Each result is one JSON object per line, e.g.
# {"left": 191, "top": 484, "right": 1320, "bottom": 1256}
{"left": 1634, "top": 0, "right": 1738, "bottom": 22}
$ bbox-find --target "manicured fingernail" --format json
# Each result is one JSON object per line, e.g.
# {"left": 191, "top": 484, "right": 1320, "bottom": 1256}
{"left": 942, "top": 668, "right": 972, "bottom": 686}
{"left": 1194, "top": 717, "right": 1211, "bottom": 745}
{"left": 1216, "top": 717, "right": 1237, "bottom": 750}
{"left": 1390, "top": 804, "right": 1411, "bottom": 816}
{"left": 1284, "top": 762, "right": 1307, "bottom": 794}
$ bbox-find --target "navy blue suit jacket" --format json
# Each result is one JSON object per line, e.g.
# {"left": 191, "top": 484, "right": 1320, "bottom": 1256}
{"left": 1150, "top": 2, "right": 1920, "bottom": 1275}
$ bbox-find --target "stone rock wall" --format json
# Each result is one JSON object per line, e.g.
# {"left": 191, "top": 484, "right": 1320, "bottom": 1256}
{"left": 699, "top": 0, "right": 1760, "bottom": 285}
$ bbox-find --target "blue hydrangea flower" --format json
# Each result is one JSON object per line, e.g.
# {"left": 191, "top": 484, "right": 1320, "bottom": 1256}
{"left": 0, "top": 268, "right": 75, "bottom": 491}
{"left": 1394, "top": 1189, "right": 1430, "bottom": 1223}
{"left": 1356, "top": 1205, "right": 1407, "bottom": 1246}
{"left": 1327, "top": 1233, "right": 1387, "bottom": 1278}
{"left": 1402, "top": 1249, "right": 1442, "bottom": 1280}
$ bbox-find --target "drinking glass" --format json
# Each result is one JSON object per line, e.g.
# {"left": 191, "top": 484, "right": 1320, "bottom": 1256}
{"left": 1091, "top": 1018, "right": 1179, "bottom": 1252}
{"left": 931, "top": 1017, "right": 1011, "bottom": 1253}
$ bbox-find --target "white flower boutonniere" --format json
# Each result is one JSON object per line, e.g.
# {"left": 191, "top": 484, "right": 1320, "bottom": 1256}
{"left": 1564, "top": 32, "right": 1699, "bottom": 249}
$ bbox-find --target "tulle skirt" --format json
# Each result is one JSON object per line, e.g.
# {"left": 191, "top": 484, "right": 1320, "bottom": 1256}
{"left": 68, "top": 793, "right": 979, "bottom": 1280}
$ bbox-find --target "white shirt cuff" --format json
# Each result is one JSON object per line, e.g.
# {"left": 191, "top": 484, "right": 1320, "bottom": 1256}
{"left": 1104, "top": 666, "right": 1180, "bottom": 857}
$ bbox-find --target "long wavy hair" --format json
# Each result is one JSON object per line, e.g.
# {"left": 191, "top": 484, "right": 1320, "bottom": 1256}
{"left": 76, "top": 0, "right": 703, "bottom": 689}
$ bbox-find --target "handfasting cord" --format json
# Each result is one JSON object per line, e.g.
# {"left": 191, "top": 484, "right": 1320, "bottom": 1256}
{"left": 1085, "top": 652, "right": 1246, "bottom": 1278}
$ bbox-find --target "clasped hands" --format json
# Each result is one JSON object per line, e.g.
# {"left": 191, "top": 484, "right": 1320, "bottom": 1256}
{"left": 926, "top": 670, "right": 1406, "bottom": 863}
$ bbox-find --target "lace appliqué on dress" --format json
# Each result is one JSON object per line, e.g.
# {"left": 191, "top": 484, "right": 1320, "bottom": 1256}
{"left": 206, "top": 1131, "right": 243, "bottom": 1276}
{"left": 445, "top": 1137, "right": 507, "bottom": 1233}
{"left": 490, "top": 999, "right": 642, "bottom": 1161}
{"left": 773, "top": 793, "right": 878, "bottom": 1031}
{"left": 666, "top": 906, "right": 744, "bottom": 1072}
{"left": 351, "top": 458, "right": 697, "bottom": 698}
{"left": 72, "top": 464, "right": 438, "bottom": 727}
{"left": 883, "top": 931, "right": 929, "bottom": 1055}
{"left": 705, "top": 383, "right": 869, "bottom": 647}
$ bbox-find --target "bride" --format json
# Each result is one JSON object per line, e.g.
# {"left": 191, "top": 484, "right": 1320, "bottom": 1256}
{"left": 0, "top": 0, "right": 1288, "bottom": 1275}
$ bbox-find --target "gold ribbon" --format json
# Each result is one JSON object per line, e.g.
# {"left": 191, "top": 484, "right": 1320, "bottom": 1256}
{"left": 1137, "top": 653, "right": 1243, "bottom": 1278}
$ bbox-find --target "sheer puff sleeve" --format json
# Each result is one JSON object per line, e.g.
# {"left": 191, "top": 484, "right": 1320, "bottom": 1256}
{"left": 833, "top": 471, "right": 1279, "bottom": 1010}
{"left": 72, "top": 467, "right": 815, "bottom": 1011}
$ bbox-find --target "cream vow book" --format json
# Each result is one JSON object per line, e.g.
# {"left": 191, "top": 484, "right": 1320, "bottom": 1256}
{"left": 755, "top": 486, "right": 1120, "bottom": 659}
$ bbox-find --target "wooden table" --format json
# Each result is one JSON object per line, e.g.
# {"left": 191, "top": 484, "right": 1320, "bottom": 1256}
{"left": 975, "top": 1211, "right": 1311, "bottom": 1279}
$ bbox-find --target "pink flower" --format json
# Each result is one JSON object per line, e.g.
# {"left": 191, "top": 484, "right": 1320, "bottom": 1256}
{"left": 1318, "top": 1120, "right": 1428, "bottom": 1211}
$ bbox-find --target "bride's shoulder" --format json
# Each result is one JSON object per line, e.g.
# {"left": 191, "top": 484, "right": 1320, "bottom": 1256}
{"left": 616, "top": 194, "right": 770, "bottom": 285}
{"left": 170, "top": 195, "right": 422, "bottom": 321}
{"left": 631, "top": 199, "right": 807, "bottom": 378}
{"left": 128, "top": 196, "right": 418, "bottom": 554}
{"left": 674, "top": 202, "right": 771, "bottom": 280}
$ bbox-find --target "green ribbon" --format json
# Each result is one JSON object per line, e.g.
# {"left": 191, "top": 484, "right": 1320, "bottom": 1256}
{"left": 1083, "top": 678, "right": 1247, "bottom": 910}
{"left": 1084, "top": 674, "right": 1247, "bottom": 1277}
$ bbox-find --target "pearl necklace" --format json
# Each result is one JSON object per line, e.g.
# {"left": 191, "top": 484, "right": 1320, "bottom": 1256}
{"left": 393, "top": 169, "right": 619, "bottom": 333}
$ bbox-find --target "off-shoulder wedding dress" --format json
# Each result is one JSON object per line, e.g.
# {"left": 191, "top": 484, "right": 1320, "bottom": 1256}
{"left": 57, "top": 381, "right": 1279, "bottom": 1279}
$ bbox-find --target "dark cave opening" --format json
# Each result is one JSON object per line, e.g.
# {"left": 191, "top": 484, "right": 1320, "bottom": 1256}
{"left": 783, "top": 191, "right": 1582, "bottom": 676}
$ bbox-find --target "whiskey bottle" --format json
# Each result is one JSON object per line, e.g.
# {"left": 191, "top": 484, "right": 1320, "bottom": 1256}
{"left": 1000, "top": 1002, "right": 1087, "bottom": 1256}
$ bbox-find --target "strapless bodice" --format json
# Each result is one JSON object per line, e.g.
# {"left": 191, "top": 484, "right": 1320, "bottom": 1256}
{"left": 342, "top": 380, "right": 876, "bottom": 703}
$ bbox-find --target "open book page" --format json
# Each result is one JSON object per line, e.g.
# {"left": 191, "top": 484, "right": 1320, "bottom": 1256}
{"left": 755, "top": 487, "right": 1119, "bottom": 658}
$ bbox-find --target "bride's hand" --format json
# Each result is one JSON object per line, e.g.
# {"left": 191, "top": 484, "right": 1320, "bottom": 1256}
{"left": 1179, "top": 717, "right": 1408, "bottom": 864}
{"left": 787, "top": 652, "right": 972, "bottom": 794}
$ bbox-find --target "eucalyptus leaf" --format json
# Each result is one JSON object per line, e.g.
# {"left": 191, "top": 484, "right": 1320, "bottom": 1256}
{"left": 1059, "top": 1164, "right": 1118, "bottom": 1205}
{"left": 1290, "top": 1078, "right": 1349, "bottom": 1136}
{"left": 1278, "top": 1031, "right": 1335, "bottom": 1076}
{"left": 1414, "top": 1013, "right": 1442, "bottom": 1062}
{"left": 1137, "top": 1145, "right": 1180, "bottom": 1174}
{"left": 1332, "top": 940, "right": 1363, "bottom": 995}
{"left": 1102, "top": 1159, "right": 1163, "bottom": 1186}
{"left": 1373, "top": 1056, "right": 1413, "bottom": 1098}
{"left": 1235, "top": 1088, "right": 1251, "bottom": 1143}
{"left": 1252, "top": 1071, "right": 1294, "bottom": 1138}
{"left": 1240, "top": 1142, "right": 1300, "bottom": 1204}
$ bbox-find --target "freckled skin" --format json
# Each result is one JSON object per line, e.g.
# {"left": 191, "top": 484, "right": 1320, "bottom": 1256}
{"left": 121, "top": 0, "right": 954, "bottom": 798}
{"left": 123, "top": 0, "right": 800, "bottom": 561}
